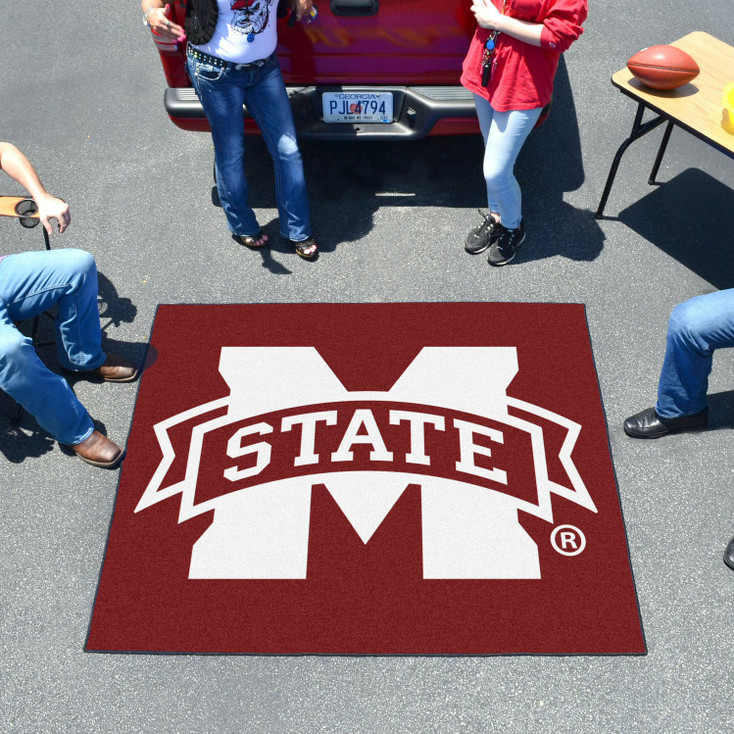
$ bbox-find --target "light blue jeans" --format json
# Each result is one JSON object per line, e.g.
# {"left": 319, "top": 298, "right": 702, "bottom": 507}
{"left": 656, "top": 289, "right": 734, "bottom": 418}
{"left": 187, "top": 50, "right": 311, "bottom": 242}
{"left": 474, "top": 95, "right": 542, "bottom": 230}
{"left": 0, "top": 249, "right": 104, "bottom": 444}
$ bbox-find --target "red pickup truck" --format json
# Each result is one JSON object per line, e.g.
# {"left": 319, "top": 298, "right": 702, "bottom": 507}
{"left": 152, "top": 0, "right": 485, "bottom": 139}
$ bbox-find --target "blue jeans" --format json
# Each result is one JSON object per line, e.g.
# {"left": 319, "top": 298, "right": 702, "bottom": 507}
{"left": 187, "top": 50, "right": 311, "bottom": 242}
{"left": 0, "top": 249, "right": 105, "bottom": 444}
{"left": 656, "top": 289, "right": 734, "bottom": 418}
{"left": 474, "top": 96, "right": 542, "bottom": 230}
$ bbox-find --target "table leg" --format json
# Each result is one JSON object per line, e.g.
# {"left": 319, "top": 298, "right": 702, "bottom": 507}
{"left": 595, "top": 103, "right": 667, "bottom": 219}
{"left": 648, "top": 121, "right": 674, "bottom": 185}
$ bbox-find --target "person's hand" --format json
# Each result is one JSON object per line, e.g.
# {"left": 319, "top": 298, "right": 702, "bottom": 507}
{"left": 36, "top": 194, "right": 70, "bottom": 235}
{"left": 290, "top": 0, "right": 314, "bottom": 21}
{"left": 148, "top": 4, "right": 186, "bottom": 42}
{"left": 471, "top": 0, "right": 503, "bottom": 30}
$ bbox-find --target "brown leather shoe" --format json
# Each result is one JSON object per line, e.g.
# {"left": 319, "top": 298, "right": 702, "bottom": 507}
{"left": 71, "top": 431, "right": 124, "bottom": 468}
{"left": 86, "top": 354, "right": 138, "bottom": 383}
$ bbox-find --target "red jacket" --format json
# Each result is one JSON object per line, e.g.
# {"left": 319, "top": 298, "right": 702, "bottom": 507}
{"left": 460, "top": 0, "right": 587, "bottom": 112}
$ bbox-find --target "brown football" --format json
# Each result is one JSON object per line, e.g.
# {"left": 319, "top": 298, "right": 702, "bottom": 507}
{"left": 627, "top": 45, "right": 700, "bottom": 90}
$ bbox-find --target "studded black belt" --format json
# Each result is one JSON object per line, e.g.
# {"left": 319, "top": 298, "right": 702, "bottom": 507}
{"left": 187, "top": 45, "right": 269, "bottom": 70}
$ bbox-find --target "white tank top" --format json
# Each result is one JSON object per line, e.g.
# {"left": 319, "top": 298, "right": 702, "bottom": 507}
{"left": 192, "top": 0, "right": 279, "bottom": 64}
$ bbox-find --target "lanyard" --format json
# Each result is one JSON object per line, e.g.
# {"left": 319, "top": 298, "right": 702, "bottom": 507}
{"left": 481, "top": 0, "right": 509, "bottom": 87}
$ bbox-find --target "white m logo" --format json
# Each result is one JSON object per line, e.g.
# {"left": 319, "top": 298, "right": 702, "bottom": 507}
{"left": 136, "top": 347, "right": 596, "bottom": 580}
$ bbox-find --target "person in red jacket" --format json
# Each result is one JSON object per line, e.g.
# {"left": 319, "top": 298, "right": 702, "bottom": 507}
{"left": 461, "top": 0, "right": 587, "bottom": 265}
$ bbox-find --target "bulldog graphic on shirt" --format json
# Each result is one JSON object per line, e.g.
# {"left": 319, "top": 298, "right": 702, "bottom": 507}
{"left": 230, "top": 0, "right": 271, "bottom": 36}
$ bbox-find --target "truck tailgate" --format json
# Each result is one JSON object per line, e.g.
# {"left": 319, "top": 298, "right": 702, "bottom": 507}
{"left": 277, "top": 0, "right": 475, "bottom": 85}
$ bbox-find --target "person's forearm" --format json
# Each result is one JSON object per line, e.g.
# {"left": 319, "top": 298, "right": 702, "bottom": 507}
{"left": 142, "top": 0, "right": 165, "bottom": 13}
{"left": 0, "top": 142, "right": 51, "bottom": 202}
{"left": 496, "top": 16, "right": 544, "bottom": 47}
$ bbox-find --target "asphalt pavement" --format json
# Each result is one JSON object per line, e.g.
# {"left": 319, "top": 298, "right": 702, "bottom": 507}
{"left": 1, "top": 2, "right": 733, "bottom": 733}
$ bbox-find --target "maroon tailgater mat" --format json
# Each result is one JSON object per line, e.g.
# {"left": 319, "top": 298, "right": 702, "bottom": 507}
{"left": 86, "top": 303, "right": 645, "bottom": 655}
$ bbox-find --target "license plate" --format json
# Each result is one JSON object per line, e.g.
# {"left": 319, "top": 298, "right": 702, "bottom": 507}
{"left": 322, "top": 92, "right": 393, "bottom": 124}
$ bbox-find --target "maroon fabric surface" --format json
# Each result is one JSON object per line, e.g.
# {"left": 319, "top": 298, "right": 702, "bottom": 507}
{"left": 86, "top": 303, "right": 645, "bottom": 654}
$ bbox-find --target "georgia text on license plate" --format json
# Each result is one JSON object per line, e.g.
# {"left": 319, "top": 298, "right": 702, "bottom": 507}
{"left": 322, "top": 92, "right": 393, "bottom": 124}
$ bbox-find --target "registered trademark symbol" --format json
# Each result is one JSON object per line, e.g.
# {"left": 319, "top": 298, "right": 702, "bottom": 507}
{"left": 550, "top": 525, "right": 586, "bottom": 556}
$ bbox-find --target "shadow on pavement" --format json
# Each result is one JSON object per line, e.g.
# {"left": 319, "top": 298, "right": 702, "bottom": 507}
{"left": 618, "top": 168, "right": 734, "bottom": 290}
{"left": 98, "top": 271, "right": 137, "bottom": 332}
{"left": 707, "top": 389, "right": 734, "bottom": 430}
{"left": 0, "top": 415, "right": 55, "bottom": 464}
{"left": 517, "top": 56, "right": 605, "bottom": 264}
{"left": 233, "top": 132, "right": 489, "bottom": 259}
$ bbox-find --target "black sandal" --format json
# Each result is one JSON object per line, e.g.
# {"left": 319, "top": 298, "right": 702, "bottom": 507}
{"left": 235, "top": 229, "right": 269, "bottom": 249}
{"left": 288, "top": 236, "right": 318, "bottom": 260}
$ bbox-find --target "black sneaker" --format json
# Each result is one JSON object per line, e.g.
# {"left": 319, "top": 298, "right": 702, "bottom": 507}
{"left": 464, "top": 210, "right": 500, "bottom": 254}
{"left": 487, "top": 219, "right": 526, "bottom": 266}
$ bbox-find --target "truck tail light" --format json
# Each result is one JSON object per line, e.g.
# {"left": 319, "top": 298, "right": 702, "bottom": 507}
{"left": 150, "top": 29, "right": 189, "bottom": 88}
{"left": 151, "top": 30, "right": 179, "bottom": 55}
